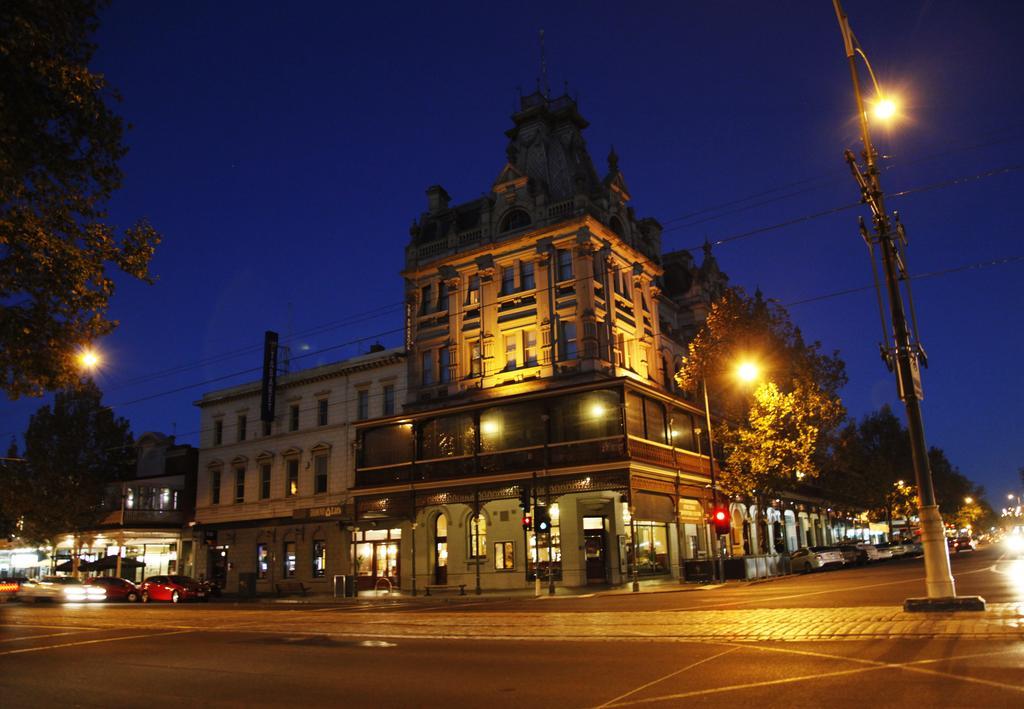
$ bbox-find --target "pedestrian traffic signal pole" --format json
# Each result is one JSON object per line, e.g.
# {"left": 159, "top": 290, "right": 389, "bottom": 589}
{"left": 833, "top": 0, "right": 983, "bottom": 611}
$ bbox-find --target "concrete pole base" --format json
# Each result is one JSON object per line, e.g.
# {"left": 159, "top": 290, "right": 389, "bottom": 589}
{"left": 904, "top": 595, "right": 986, "bottom": 612}
{"left": 912, "top": 504, "right": 957, "bottom": 599}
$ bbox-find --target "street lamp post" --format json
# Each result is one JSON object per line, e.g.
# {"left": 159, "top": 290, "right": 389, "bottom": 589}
{"left": 832, "top": 0, "right": 983, "bottom": 611}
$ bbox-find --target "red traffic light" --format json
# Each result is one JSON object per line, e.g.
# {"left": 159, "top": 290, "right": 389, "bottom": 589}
{"left": 522, "top": 515, "right": 532, "bottom": 529}
{"left": 712, "top": 507, "right": 730, "bottom": 535}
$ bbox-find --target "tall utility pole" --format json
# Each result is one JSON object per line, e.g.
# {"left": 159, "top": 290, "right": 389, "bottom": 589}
{"left": 832, "top": 0, "right": 983, "bottom": 611}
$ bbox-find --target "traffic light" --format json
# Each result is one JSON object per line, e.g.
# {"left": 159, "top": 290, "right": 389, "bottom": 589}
{"left": 521, "top": 515, "right": 532, "bottom": 530}
{"left": 533, "top": 505, "right": 551, "bottom": 534}
{"left": 712, "top": 507, "right": 730, "bottom": 536}
{"left": 518, "top": 485, "right": 532, "bottom": 512}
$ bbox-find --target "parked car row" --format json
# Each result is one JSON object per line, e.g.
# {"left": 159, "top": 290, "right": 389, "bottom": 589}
{"left": 7, "top": 575, "right": 210, "bottom": 603}
{"left": 789, "top": 541, "right": 922, "bottom": 573}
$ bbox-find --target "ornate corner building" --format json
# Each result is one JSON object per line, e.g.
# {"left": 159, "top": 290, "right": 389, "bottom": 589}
{"left": 352, "top": 91, "right": 732, "bottom": 593}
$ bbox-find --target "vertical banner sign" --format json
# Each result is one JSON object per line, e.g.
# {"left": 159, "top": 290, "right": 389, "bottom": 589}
{"left": 260, "top": 331, "right": 279, "bottom": 423}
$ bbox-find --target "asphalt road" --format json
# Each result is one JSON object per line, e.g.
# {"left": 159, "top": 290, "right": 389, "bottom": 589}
{"left": 2, "top": 546, "right": 1022, "bottom": 708}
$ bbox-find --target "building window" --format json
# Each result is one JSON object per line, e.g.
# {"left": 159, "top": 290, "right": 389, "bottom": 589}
{"left": 494, "top": 542, "right": 515, "bottom": 570}
{"left": 289, "top": 404, "right": 300, "bottom": 431}
{"left": 284, "top": 542, "right": 296, "bottom": 578}
{"left": 234, "top": 467, "right": 245, "bottom": 503}
{"left": 317, "top": 398, "right": 329, "bottom": 426}
{"left": 213, "top": 420, "right": 223, "bottom": 446}
{"left": 285, "top": 458, "right": 299, "bottom": 497}
{"left": 556, "top": 248, "right": 573, "bottom": 282}
{"left": 383, "top": 384, "right": 395, "bottom": 416}
{"left": 437, "top": 281, "right": 449, "bottom": 312}
{"left": 312, "top": 540, "right": 327, "bottom": 578}
{"left": 523, "top": 330, "right": 538, "bottom": 366}
{"left": 500, "top": 266, "right": 514, "bottom": 295}
{"left": 420, "top": 283, "right": 432, "bottom": 315}
{"left": 469, "top": 513, "right": 487, "bottom": 559}
{"left": 313, "top": 455, "right": 328, "bottom": 494}
{"left": 237, "top": 415, "right": 247, "bottom": 442}
{"left": 504, "top": 334, "right": 517, "bottom": 370}
{"left": 357, "top": 389, "right": 369, "bottom": 421}
{"left": 262, "top": 420, "right": 272, "bottom": 436}
{"left": 438, "top": 348, "right": 450, "bottom": 384}
{"left": 504, "top": 330, "right": 537, "bottom": 370}
{"left": 468, "top": 340, "right": 482, "bottom": 377}
{"left": 421, "top": 350, "right": 434, "bottom": 386}
{"left": 210, "top": 469, "right": 221, "bottom": 505}
{"left": 257, "top": 544, "right": 269, "bottom": 579}
{"left": 520, "top": 261, "right": 535, "bottom": 290}
{"left": 466, "top": 275, "right": 480, "bottom": 305}
{"left": 559, "top": 320, "right": 578, "bottom": 360}
{"left": 259, "top": 462, "right": 271, "bottom": 500}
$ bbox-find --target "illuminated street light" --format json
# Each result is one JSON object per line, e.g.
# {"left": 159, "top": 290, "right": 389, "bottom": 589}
{"left": 964, "top": 497, "right": 974, "bottom": 505}
{"left": 872, "top": 96, "right": 898, "bottom": 121}
{"left": 736, "top": 361, "right": 760, "bottom": 384}
{"left": 78, "top": 348, "right": 101, "bottom": 371}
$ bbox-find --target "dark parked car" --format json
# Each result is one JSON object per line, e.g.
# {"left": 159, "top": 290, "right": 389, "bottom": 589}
{"left": 140, "top": 575, "right": 207, "bottom": 603}
{"left": 85, "top": 576, "right": 140, "bottom": 602}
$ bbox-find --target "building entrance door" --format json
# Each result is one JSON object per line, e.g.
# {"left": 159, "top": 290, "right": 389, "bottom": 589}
{"left": 354, "top": 528, "right": 401, "bottom": 591}
{"left": 584, "top": 527, "right": 608, "bottom": 585}
{"left": 208, "top": 545, "right": 228, "bottom": 590}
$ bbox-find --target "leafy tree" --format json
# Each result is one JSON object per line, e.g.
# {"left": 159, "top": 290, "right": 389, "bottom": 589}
{"left": 0, "top": 0, "right": 160, "bottom": 399}
{"left": 675, "top": 288, "right": 846, "bottom": 551}
{"left": 1, "top": 379, "right": 134, "bottom": 552}
{"left": 828, "top": 406, "right": 913, "bottom": 532}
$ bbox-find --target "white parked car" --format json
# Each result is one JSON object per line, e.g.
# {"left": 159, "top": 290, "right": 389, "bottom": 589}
{"left": 790, "top": 546, "right": 845, "bottom": 573}
{"left": 856, "top": 543, "right": 893, "bottom": 562}
{"left": 17, "top": 576, "right": 106, "bottom": 603}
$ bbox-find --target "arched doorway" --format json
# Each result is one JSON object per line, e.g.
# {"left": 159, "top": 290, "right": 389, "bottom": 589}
{"left": 433, "top": 514, "right": 448, "bottom": 584}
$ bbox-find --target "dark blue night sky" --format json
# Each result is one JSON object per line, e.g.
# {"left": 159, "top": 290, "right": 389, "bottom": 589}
{"left": 3, "top": 1, "right": 1022, "bottom": 504}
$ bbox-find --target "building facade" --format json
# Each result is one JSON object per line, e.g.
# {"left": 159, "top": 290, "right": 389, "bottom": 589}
{"left": 194, "top": 347, "right": 406, "bottom": 594}
{"left": 1, "top": 431, "right": 197, "bottom": 581}
{"left": 352, "top": 91, "right": 735, "bottom": 593}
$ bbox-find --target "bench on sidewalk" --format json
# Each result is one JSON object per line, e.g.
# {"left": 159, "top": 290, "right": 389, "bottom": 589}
{"left": 423, "top": 584, "right": 466, "bottom": 596}
{"left": 275, "top": 580, "right": 310, "bottom": 597}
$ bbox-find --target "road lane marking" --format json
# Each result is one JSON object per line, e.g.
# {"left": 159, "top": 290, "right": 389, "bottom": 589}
{"left": 0, "top": 629, "right": 193, "bottom": 656}
{"left": 0, "top": 623, "right": 98, "bottom": 631}
{"left": 594, "top": 646, "right": 740, "bottom": 708}
{"left": 0, "top": 631, "right": 90, "bottom": 643}
{"left": 602, "top": 665, "right": 889, "bottom": 706}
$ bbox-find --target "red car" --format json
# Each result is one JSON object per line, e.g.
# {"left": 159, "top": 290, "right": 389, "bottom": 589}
{"left": 85, "top": 577, "right": 140, "bottom": 602}
{"left": 140, "top": 575, "right": 207, "bottom": 603}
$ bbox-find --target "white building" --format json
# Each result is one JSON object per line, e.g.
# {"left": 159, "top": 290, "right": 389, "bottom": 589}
{"left": 194, "top": 346, "right": 406, "bottom": 594}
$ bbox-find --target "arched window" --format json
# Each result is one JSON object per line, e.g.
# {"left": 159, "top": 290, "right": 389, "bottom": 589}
{"left": 500, "top": 209, "right": 531, "bottom": 233}
{"left": 469, "top": 512, "right": 487, "bottom": 558}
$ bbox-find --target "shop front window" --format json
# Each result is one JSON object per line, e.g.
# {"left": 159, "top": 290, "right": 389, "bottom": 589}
{"left": 626, "top": 521, "right": 669, "bottom": 575}
{"left": 257, "top": 544, "right": 269, "bottom": 579}
{"left": 469, "top": 513, "right": 487, "bottom": 558}
{"left": 283, "top": 542, "right": 296, "bottom": 578}
{"left": 312, "top": 540, "right": 326, "bottom": 578}
{"left": 528, "top": 504, "right": 561, "bottom": 581}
